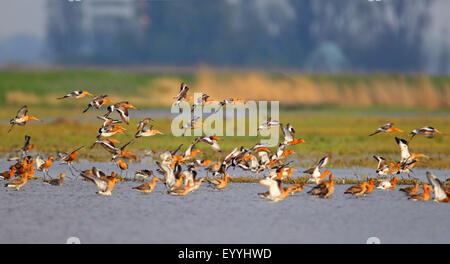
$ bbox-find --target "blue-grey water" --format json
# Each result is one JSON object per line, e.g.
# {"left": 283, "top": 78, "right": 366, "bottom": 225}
{"left": 0, "top": 158, "right": 449, "bottom": 244}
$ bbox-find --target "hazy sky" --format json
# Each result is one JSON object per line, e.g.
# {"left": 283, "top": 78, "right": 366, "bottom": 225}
{"left": 0, "top": 0, "right": 46, "bottom": 41}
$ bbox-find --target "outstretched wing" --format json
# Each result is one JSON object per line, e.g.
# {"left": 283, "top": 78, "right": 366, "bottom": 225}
{"left": 317, "top": 156, "right": 329, "bottom": 169}
{"left": 395, "top": 137, "right": 410, "bottom": 162}
{"left": 16, "top": 105, "right": 28, "bottom": 118}
{"left": 426, "top": 172, "right": 448, "bottom": 201}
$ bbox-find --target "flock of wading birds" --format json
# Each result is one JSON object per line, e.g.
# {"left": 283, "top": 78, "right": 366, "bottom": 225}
{"left": 1, "top": 83, "right": 449, "bottom": 203}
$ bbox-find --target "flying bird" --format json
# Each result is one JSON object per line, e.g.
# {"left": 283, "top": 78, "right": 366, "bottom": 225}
{"left": 8, "top": 105, "right": 40, "bottom": 133}
{"left": 369, "top": 123, "right": 402, "bottom": 136}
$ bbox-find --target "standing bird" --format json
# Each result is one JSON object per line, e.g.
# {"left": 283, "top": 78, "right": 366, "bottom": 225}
{"left": 83, "top": 95, "right": 112, "bottom": 113}
{"left": 169, "top": 179, "right": 194, "bottom": 196}
{"left": 44, "top": 173, "right": 66, "bottom": 186}
{"left": 410, "top": 127, "right": 443, "bottom": 140}
{"left": 8, "top": 105, "right": 40, "bottom": 133}
{"left": 5, "top": 172, "right": 29, "bottom": 191}
{"left": 377, "top": 177, "right": 398, "bottom": 190}
{"left": 345, "top": 181, "right": 369, "bottom": 197}
{"left": 58, "top": 146, "right": 84, "bottom": 176}
{"left": 208, "top": 174, "right": 232, "bottom": 189}
{"left": 365, "top": 178, "right": 375, "bottom": 194}
{"left": 0, "top": 167, "right": 15, "bottom": 180}
{"left": 57, "top": 90, "right": 94, "bottom": 100}
{"left": 408, "top": 184, "right": 432, "bottom": 201}
{"left": 307, "top": 174, "right": 335, "bottom": 198}
{"left": 369, "top": 123, "right": 403, "bottom": 136}
{"left": 134, "top": 169, "right": 154, "bottom": 181}
{"left": 188, "top": 178, "right": 207, "bottom": 193}
{"left": 132, "top": 177, "right": 163, "bottom": 194}
{"left": 287, "top": 183, "right": 305, "bottom": 195}
{"left": 399, "top": 182, "right": 419, "bottom": 196}
{"left": 115, "top": 159, "right": 129, "bottom": 178}
{"left": 37, "top": 156, "right": 55, "bottom": 180}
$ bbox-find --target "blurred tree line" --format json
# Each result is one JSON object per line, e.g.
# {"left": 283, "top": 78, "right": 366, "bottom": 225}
{"left": 46, "top": 0, "right": 449, "bottom": 73}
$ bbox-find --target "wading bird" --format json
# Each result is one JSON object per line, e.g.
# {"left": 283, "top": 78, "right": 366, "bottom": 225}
{"left": 208, "top": 173, "right": 232, "bottom": 189}
{"left": 345, "top": 181, "right": 369, "bottom": 197}
{"left": 377, "top": 177, "right": 397, "bottom": 190}
{"left": 307, "top": 174, "right": 335, "bottom": 198}
{"left": 36, "top": 156, "right": 55, "bottom": 180}
{"left": 58, "top": 146, "right": 84, "bottom": 176}
{"left": 408, "top": 184, "right": 431, "bottom": 201}
{"left": 80, "top": 171, "right": 118, "bottom": 196}
{"left": 115, "top": 159, "right": 129, "bottom": 177}
{"left": 44, "top": 173, "right": 66, "bottom": 186}
{"left": 399, "top": 182, "right": 419, "bottom": 196}
{"left": 134, "top": 169, "right": 153, "bottom": 181}
{"left": 426, "top": 172, "right": 450, "bottom": 203}
{"left": 169, "top": 179, "right": 194, "bottom": 196}
{"left": 132, "top": 176, "right": 163, "bottom": 194}
{"left": 5, "top": 172, "right": 29, "bottom": 191}
{"left": 0, "top": 166, "right": 15, "bottom": 180}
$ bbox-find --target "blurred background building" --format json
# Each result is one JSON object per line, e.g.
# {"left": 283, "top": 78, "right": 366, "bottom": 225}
{"left": 0, "top": 0, "right": 449, "bottom": 73}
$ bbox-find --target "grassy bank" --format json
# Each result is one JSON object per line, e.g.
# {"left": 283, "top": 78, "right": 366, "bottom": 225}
{"left": 0, "top": 107, "right": 448, "bottom": 169}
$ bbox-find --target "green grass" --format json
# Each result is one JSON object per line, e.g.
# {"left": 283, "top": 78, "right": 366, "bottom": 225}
{"left": 0, "top": 106, "right": 449, "bottom": 169}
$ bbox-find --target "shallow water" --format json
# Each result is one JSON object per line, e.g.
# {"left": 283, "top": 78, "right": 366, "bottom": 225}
{"left": 1, "top": 159, "right": 449, "bottom": 244}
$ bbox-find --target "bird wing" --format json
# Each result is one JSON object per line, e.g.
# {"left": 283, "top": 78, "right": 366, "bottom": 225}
{"left": 395, "top": 137, "right": 410, "bottom": 162}
{"left": 373, "top": 155, "right": 386, "bottom": 170}
{"left": 80, "top": 173, "right": 108, "bottom": 191}
{"left": 280, "top": 123, "right": 293, "bottom": 142}
{"left": 16, "top": 105, "right": 28, "bottom": 118}
{"left": 317, "top": 156, "right": 329, "bottom": 169}
{"left": 427, "top": 172, "right": 448, "bottom": 201}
